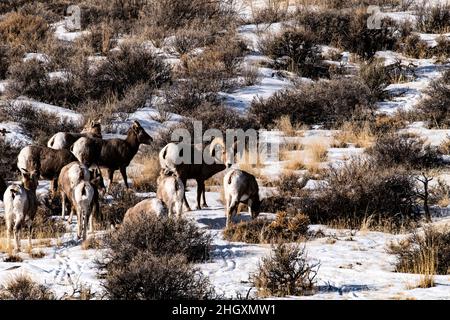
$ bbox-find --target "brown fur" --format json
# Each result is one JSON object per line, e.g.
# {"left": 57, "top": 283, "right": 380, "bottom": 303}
{"left": 73, "top": 121, "right": 152, "bottom": 190}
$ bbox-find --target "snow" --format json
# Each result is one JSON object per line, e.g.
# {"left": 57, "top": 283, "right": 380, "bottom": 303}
{"left": 53, "top": 21, "right": 90, "bottom": 42}
{"left": 0, "top": 122, "right": 32, "bottom": 148}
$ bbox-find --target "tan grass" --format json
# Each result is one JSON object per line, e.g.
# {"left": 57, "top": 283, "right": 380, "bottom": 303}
{"left": 333, "top": 121, "right": 375, "bottom": 148}
{"left": 131, "top": 153, "right": 160, "bottom": 191}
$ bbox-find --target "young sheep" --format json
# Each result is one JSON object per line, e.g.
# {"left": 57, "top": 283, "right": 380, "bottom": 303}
{"left": 47, "top": 120, "right": 102, "bottom": 150}
{"left": 156, "top": 171, "right": 184, "bottom": 217}
{"left": 71, "top": 120, "right": 152, "bottom": 191}
{"left": 17, "top": 145, "right": 77, "bottom": 196}
{"left": 123, "top": 198, "right": 168, "bottom": 224}
{"left": 159, "top": 137, "right": 237, "bottom": 210}
{"left": 223, "top": 169, "right": 260, "bottom": 227}
{"left": 58, "top": 162, "right": 101, "bottom": 240}
{"left": 3, "top": 170, "right": 39, "bottom": 252}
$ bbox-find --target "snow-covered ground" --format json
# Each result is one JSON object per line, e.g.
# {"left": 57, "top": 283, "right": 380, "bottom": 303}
{"left": 1, "top": 0, "right": 450, "bottom": 300}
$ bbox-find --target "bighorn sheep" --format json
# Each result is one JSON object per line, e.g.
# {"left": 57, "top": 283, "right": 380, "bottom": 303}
{"left": 58, "top": 162, "right": 105, "bottom": 238}
{"left": 71, "top": 120, "right": 152, "bottom": 191}
{"left": 223, "top": 169, "right": 260, "bottom": 227}
{"left": 123, "top": 198, "right": 168, "bottom": 224}
{"left": 17, "top": 145, "right": 77, "bottom": 195}
{"left": 47, "top": 119, "right": 102, "bottom": 150}
{"left": 0, "top": 176, "right": 6, "bottom": 202}
{"left": 3, "top": 170, "right": 39, "bottom": 252}
{"left": 156, "top": 171, "right": 184, "bottom": 217}
{"left": 159, "top": 137, "right": 236, "bottom": 211}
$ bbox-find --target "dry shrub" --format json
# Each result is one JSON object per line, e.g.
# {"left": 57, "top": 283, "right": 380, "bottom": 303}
{"left": 0, "top": 275, "right": 55, "bottom": 300}
{"left": 0, "top": 138, "right": 21, "bottom": 180}
{"left": 3, "top": 254, "right": 23, "bottom": 262}
{"left": 1, "top": 102, "right": 80, "bottom": 145}
{"left": 252, "top": 243, "right": 319, "bottom": 297}
{"left": 223, "top": 211, "right": 310, "bottom": 244}
{"left": 100, "top": 210, "right": 213, "bottom": 299}
{"left": 241, "top": 64, "right": 262, "bottom": 86}
{"left": 389, "top": 227, "right": 450, "bottom": 276}
{"left": 401, "top": 34, "right": 431, "bottom": 59}
{"left": 173, "top": 27, "right": 213, "bottom": 55}
{"left": 367, "top": 133, "right": 443, "bottom": 169}
{"left": 100, "top": 185, "right": 141, "bottom": 228}
{"left": 249, "top": 0, "right": 290, "bottom": 24}
{"left": 31, "top": 207, "right": 68, "bottom": 240}
{"left": 301, "top": 158, "right": 419, "bottom": 229}
{"left": 30, "top": 250, "right": 46, "bottom": 259}
{"left": 131, "top": 154, "right": 160, "bottom": 192}
{"left": 359, "top": 59, "right": 392, "bottom": 101}
{"left": 333, "top": 121, "right": 375, "bottom": 148}
{"left": 277, "top": 172, "right": 308, "bottom": 196}
{"left": 417, "top": 70, "right": 450, "bottom": 128}
{"left": 103, "top": 252, "right": 213, "bottom": 300}
{"left": 416, "top": 3, "right": 450, "bottom": 33}
{"left": 0, "top": 12, "right": 49, "bottom": 52}
{"left": 250, "top": 77, "right": 374, "bottom": 128}
{"left": 260, "top": 28, "right": 327, "bottom": 78}
{"left": 295, "top": 7, "right": 400, "bottom": 59}
{"left": 434, "top": 36, "right": 450, "bottom": 62}
{"left": 388, "top": 227, "right": 450, "bottom": 287}
{"left": 103, "top": 211, "right": 211, "bottom": 263}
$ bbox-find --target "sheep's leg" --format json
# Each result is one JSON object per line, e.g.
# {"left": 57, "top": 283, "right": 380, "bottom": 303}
{"left": 247, "top": 199, "right": 252, "bottom": 216}
{"left": 107, "top": 169, "right": 114, "bottom": 193}
{"left": 119, "top": 166, "right": 129, "bottom": 189}
{"left": 226, "top": 198, "right": 239, "bottom": 228}
{"left": 83, "top": 212, "right": 89, "bottom": 241}
{"left": 13, "top": 221, "right": 21, "bottom": 252}
{"left": 181, "top": 178, "right": 191, "bottom": 211}
{"left": 61, "top": 192, "right": 66, "bottom": 219}
{"left": 175, "top": 200, "right": 183, "bottom": 218}
{"left": 69, "top": 205, "right": 75, "bottom": 224}
{"left": 168, "top": 201, "right": 174, "bottom": 218}
{"left": 6, "top": 219, "right": 12, "bottom": 253}
{"left": 77, "top": 209, "right": 82, "bottom": 239}
{"left": 27, "top": 221, "right": 33, "bottom": 251}
{"left": 202, "top": 187, "right": 208, "bottom": 208}
{"left": 196, "top": 180, "right": 205, "bottom": 210}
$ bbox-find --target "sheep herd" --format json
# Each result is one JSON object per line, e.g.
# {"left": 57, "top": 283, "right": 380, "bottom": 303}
{"left": 1, "top": 120, "right": 260, "bottom": 253}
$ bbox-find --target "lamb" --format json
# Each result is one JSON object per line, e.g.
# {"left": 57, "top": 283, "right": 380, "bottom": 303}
{"left": 159, "top": 137, "right": 236, "bottom": 211}
{"left": 47, "top": 119, "right": 102, "bottom": 150}
{"left": 71, "top": 120, "right": 152, "bottom": 191}
{"left": 156, "top": 171, "right": 184, "bottom": 217}
{"left": 58, "top": 162, "right": 105, "bottom": 238}
{"left": 223, "top": 169, "right": 260, "bottom": 227}
{"left": 17, "top": 145, "right": 77, "bottom": 195}
{"left": 3, "top": 169, "right": 39, "bottom": 252}
{"left": 123, "top": 198, "right": 168, "bottom": 224}
{"left": 0, "top": 176, "right": 6, "bottom": 202}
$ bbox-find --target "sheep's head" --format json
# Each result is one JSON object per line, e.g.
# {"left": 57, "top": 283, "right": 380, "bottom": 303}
{"left": 251, "top": 199, "right": 261, "bottom": 219}
{"left": 209, "top": 137, "right": 238, "bottom": 168}
{"left": 131, "top": 120, "right": 152, "bottom": 145}
{"left": 21, "top": 169, "right": 39, "bottom": 190}
{"left": 82, "top": 119, "right": 102, "bottom": 137}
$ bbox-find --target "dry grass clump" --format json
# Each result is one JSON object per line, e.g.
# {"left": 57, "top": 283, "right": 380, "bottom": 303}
{"left": 333, "top": 121, "right": 375, "bottom": 148}
{"left": 401, "top": 34, "right": 432, "bottom": 59}
{"left": 305, "top": 140, "right": 328, "bottom": 163}
{"left": 252, "top": 243, "right": 319, "bottom": 297}
{"left": 100, "top": 184, "right": 142, "bottom": 228}
{"left": 130, "top": 153, "right": 160, "bottom": 192}
{"left": 388, "top": 227, "right": 450, "bottom": 287}
{"left": 0, "top": 274, "right": 55, "bottom": 300}
{"left": 223, "top": 210, "right": 310, "bottom": 244}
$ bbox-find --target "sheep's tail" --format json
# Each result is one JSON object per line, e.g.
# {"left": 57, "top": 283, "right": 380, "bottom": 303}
{"left": 47, "top": 135, "right": 55, "bottom": 148}
{"left": 227, "top": 170, "right": 237, "bottom": 185}
{"left": 9, "top": 187, "right": 18, "bottom": 200}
